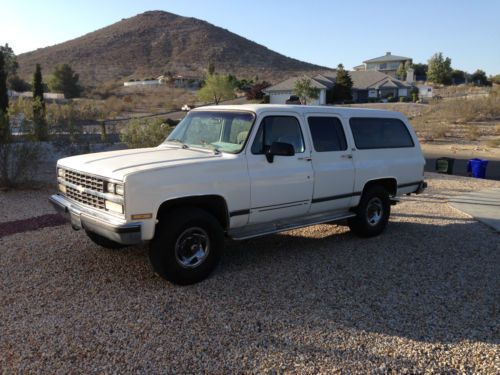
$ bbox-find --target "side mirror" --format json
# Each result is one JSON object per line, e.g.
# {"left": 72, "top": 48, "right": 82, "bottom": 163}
{"left": 265, "top": 142, "right": 295, "bottom": 163}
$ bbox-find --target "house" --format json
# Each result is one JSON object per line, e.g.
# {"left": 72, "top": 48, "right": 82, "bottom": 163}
{"left": 353, "top": 52, "right": 412, "bottom": 78}
{"left": 263, "top": 76, "right": 332, "bottom": 105}
{"left": 264, "top": 71, "right": 413, "bottom": 104}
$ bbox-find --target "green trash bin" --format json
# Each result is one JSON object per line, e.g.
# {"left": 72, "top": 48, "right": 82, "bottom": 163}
{"left": 435, "top": 157, "right": 455, "bottom": 174}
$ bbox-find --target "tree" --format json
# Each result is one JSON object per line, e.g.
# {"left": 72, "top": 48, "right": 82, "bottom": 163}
{"left": 48, "top": 64, "right": 82, "bottom": 98}
{"left": 396, "top": 61, "right": 412, "bottom": 81}
{"left": 197, "top": 74, "right": 236, "bottom": 104}
{"left": 33, "top": 64, "right": 44, "bottom": 101}
{"left": 0, "top": 44, "right": 18, "bottom": 78}
{"left": 491, "top": 74, "right": 500, "bottom": 85}
{"left": 427, "top": 52, "right": 452, "bottom": 85}
{"left": 332, "top": 64, "right": 353, "bottom": 102}
{"left": 0, "top": 51, "right": 8, "bottom": 113}
{"left": 451, "top": 69, "right": 466, "bottom": 84}
{"left": 246, "top": 81, "right": 270, "bottom": 100}
{"left": 471, "top": 69, "right": 489, "bottom": 86}
{"left": 293, "top": 78, "right": 320, "bottom": 105}
{"left": 32, "top": 64, "right": 48, "bottom": 141}
{"left": 9, "top": 75, "right": 30, "bottom": 92}
{"left": 207, "top": 62, "right": 215, "bottom": 75}
{"left": 413, "top": 63, "right": 428, "bottom": 80}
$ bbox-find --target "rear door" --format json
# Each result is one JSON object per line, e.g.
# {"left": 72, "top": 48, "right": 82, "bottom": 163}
{"left": 306, "top": 114, "right": 356, "bottom": 214}
{"left": 246, "top": 112, "right": 314, "bottom": 224}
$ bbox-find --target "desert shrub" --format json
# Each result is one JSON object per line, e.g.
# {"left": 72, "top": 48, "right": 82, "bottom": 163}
{"left": 0, "top": 113, "right": 43, "bottom": 188}
{"left": 465, "top": 125, "right": 481, "bottom": 141}
{"left": 121, "top": 118, "right": 173, "bottom": 148}
{"left": 486, "top": 138, "right": 500, "bottom": 148}
{"left": 0, "top": 142, "right": 43, "bottom": 188}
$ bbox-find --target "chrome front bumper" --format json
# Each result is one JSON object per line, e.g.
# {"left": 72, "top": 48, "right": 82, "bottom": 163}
{"left": 49, "top": 194, "right": 142, "bottom": 245}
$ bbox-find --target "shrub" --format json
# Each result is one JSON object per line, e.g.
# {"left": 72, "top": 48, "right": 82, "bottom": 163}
{"left": 121, "top": 118, "right": 173, "bottom": 148}
{"left": 0, "top": 113, "right": 43, "bottom": 188}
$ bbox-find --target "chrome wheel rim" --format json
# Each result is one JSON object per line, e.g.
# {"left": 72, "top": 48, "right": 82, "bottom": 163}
{"left": 174, "top": 227, "right": 210, "bottom": 269}
{"left": 366, "top": 197, "right": 383, "bottom": 226}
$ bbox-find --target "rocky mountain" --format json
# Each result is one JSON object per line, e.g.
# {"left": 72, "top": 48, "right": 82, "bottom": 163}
{"left": 16, "top": 11, "right": 329, "bottom": 87}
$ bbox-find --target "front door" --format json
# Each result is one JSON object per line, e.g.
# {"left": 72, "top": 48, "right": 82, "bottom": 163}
{"left": 246, "top": 114, "right": 314, "bottom": 224}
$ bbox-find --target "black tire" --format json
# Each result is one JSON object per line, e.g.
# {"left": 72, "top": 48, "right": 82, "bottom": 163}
{"left": 149, "top": 207, "right": 224, "bottom": 285}
{"left": 348, "top": 185, "right": 391, "bottom": 238}
{"left": 85, "top": 230, "right": 126, "bottom": 249}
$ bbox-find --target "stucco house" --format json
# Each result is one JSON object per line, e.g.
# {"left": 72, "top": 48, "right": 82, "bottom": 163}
{"left": 263, "top": 76, "right": 332, "bottom": 105}
{"left": 264, "top": 71, "right": 412, "bottom": 104}
{"left": 353, "top": 52, "right": 412, "bottom": 78}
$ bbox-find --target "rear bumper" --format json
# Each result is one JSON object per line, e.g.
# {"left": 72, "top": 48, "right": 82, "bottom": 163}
{"left": 415, "top": 181, "right": 428, "bottom": 194}
{"left": 49, "top": 194, "right": 142, "bottom": 245}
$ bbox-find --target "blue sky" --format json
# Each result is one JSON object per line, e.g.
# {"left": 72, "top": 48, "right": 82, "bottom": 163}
{"left": 2, "top": 0, "right": 499, "bottom": 75}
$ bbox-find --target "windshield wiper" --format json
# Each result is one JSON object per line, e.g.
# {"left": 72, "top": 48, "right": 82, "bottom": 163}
{"left": 166, "top": 139, "right": 189, "bottom": 148}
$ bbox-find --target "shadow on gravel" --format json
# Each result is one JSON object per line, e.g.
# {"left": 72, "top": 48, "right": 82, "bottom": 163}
{"left": 59, "top": 218, "right": 498, "bottom": 349}
{"left": 214, "top": 220, "right": 499, "bottom": 346}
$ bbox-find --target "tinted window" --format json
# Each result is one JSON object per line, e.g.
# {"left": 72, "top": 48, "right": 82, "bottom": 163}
{"left": 308, "top": 117, "right": 347, "bottom": 152}
{"left": 251, "top": 116, "right": 305, "bottom": 154}
{"left": 349, "top": 117, "right": 414, "bottom": 149}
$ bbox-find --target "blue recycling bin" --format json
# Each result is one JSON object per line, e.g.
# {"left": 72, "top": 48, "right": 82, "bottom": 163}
{"left": 467, "top": 158, "right": 488, "bottom": 179}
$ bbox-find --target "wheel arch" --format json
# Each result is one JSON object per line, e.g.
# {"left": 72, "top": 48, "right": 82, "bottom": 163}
{"left": 156, "top": 195, "right": 230, "bottom": 230}
{"left": 360, "top": 177, "right": 398, "bottom": 197}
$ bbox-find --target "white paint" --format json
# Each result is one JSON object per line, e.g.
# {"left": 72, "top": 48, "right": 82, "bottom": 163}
{"left": 56, "top": 104, "right": 425, "bottom": 241}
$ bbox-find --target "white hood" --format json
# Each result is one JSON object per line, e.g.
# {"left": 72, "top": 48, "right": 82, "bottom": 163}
{"left": 57, "top": 145, "right": 221, "bottom": 180}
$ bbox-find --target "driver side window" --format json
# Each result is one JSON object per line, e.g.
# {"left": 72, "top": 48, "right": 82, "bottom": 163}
{"left": 251, "top": 116, "right": 305, "bottom": 154}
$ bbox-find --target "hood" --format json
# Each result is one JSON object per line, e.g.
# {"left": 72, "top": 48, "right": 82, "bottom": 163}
{"left": 57, "top": 145, "right": 221, "bottom": 180}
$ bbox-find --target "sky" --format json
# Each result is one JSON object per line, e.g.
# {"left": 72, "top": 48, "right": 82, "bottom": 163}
{"left": 1, "top": 0, "right": 499, "bottom": 75}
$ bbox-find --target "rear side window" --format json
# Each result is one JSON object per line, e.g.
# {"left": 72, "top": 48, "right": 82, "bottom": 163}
{"left": 308, "top": 117, "right": 347, "bottom": 152}
{"left": 349, "top": 117, "right": 414, "bottom": 149}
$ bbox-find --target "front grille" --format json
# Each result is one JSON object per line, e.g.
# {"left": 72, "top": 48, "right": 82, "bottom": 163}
{"left": 66, "top": 186, "right": 106, "bottom": 210}
{"left": 64, "top": 170, "right": 105, "bottom": 192}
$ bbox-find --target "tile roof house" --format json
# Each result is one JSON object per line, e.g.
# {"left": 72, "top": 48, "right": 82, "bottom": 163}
{"left": 263, "top": 71, "right": 413, "bottom": 104}
{"left": 353, "top": 52, "right": 412, "bottom": 78}
{"left": 262, "top": 75, "right": 333, "bottom": 105}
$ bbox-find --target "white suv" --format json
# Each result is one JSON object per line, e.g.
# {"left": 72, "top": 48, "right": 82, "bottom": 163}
{"left": 50, "top": 105, "right": 426, "bottom": 284}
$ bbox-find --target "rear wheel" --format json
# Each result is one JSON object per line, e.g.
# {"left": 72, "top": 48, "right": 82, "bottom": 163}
{"left": 85, "top": 230, "right": 126, "bottom": 249}
{"left": 149, "top": 207, "right": 224, "bottom": 285}
{"left": 348, "top": 185, "right": 390, "bottom": 237}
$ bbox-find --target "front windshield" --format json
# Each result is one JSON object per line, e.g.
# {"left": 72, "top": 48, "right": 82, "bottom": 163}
{"left": 163, "top": 111, "right": 255, "bottom": 154}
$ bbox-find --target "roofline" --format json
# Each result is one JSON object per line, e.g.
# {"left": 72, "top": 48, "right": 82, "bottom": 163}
{"left": 190, "top": 104, "right": 409, "bottom": 119}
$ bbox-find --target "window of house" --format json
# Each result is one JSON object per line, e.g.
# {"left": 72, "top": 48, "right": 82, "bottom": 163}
{"left": 307, "top": 117, "right": 347, "bottom": 152}
{"left": 251, "top": 116, "right": 305, "bottom": 154}
{"left": 349, "top": 117, "right": 414, "bottom": 149}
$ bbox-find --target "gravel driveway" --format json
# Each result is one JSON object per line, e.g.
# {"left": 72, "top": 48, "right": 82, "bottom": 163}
{"left": 1, "top": 173, "right": 499, "bottom": 373}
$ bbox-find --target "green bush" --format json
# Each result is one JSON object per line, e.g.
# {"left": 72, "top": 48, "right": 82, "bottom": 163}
{"left": 121, "top": 118, "right": 173, "bottom": 149}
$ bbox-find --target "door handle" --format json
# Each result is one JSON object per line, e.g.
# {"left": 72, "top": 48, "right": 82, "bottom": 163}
{"left": 341, "top": 154, "right": 353, "bottom": 159}
{"left": 298, "top": 156, "right": 312, "bottom": 161}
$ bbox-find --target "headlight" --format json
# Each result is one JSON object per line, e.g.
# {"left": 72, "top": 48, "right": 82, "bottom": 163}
{"left": 57, "top": 168, "right": 65, "bottom": 178}
{"left": 107, "top": 182, "right": 124, "bottom": 196}
{"left": 115, "top": 184, "right": 124, "bottom": 196}
{"left": 105, "top": 200, "right": 123, "bottom": 214}
{"left": 58, "top": 184, "right": 66, "bottom": 193}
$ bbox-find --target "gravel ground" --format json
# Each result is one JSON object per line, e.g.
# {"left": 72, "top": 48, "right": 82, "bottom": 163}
{"left": 1, "top": 173, "right": 499, "bottom": 373}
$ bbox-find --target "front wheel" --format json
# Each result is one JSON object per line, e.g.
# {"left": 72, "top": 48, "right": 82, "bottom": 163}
{"left": 149, "top": 207, "right": 224, "bottom": 285}
{"left": 348, "top": 185, "right": 390, "bottom": 237}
